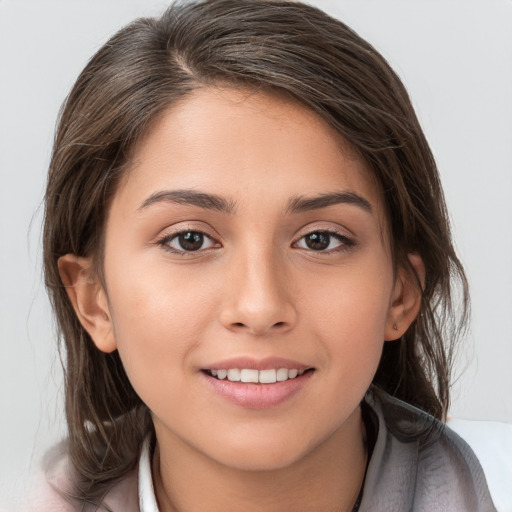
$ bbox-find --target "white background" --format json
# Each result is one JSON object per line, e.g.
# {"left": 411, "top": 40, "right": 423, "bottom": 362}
{"left": 1, "top": 0, "right": 511, "bottom": 509}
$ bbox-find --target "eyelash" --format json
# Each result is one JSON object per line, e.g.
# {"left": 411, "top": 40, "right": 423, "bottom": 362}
{"left": 156, "top": 229, "right": 219, "bottom": 255}
{"left": 293, "top": 229, "right": 355, "bottom": 253}
{"left": 156, "top": 228, "right": 355, "bottom": 255}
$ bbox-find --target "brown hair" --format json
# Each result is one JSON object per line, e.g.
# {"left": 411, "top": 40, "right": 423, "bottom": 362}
{"left": 43, "top": 0, "right": 468, "bottom": 506}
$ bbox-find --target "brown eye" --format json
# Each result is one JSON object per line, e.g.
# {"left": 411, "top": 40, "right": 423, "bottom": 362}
{"left": 178, "top": 232, "right": 204, "bottom": 251}
{"left": 295, "top": 230, "right": 353, "bottom": 252}
{"left": 304, "top": 232, "right": 330, "bottom": 250}
{"left": 165, "top": 231, "right": 217, "bottom": 252}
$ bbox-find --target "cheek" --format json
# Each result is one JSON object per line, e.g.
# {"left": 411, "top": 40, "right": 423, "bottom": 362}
{"left": 306, "top": 261, "right": 393, "bottom": 333}
{"left": 103, "top": 257, "right": 219, "bottom": 403}
{"left": 107, "top": 248, "right": 217, "bottom": 338}
{"left": 303, "top": 260, "right": 393, "bottom": 375}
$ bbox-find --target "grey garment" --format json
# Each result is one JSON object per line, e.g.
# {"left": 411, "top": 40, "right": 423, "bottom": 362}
{"left": 359, "top": 387, "right": 497, "bottom": 512}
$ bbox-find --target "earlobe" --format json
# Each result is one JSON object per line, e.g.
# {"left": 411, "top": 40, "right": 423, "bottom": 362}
{"left": 385, "top": 254, "right": 425, "bottom": 341}
{"left": 58, "top": 254, "right": 117, "bottom": 353}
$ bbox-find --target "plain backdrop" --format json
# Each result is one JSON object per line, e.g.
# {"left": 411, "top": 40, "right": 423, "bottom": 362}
{"left": 1, "top": 0, "right": 511, "bottom": 509}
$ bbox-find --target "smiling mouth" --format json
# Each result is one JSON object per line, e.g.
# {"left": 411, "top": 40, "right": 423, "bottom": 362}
{"left": 204, "top": 368, "right": 314, "bottom": 384}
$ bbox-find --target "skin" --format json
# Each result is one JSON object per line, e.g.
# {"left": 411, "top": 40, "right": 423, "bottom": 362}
{"left": 60, "top": 87, "right": 423, "bottom": 512}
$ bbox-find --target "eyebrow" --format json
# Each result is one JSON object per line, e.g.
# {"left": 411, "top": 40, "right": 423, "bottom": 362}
{"left": 138, "top": 189, "right": 236, "bottom": 213}
{"left": 138, "top": 189, "right": 372, "bottom": 215}
{"left": 286, "top": 191, "right": 372, "bottom": 214}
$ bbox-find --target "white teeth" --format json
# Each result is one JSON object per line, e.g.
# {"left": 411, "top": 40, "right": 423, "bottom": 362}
{"left": 240, "top": 369, "right": 259, "bottom": 383}
{"left": 259, "top": 369, "right": 277, "bottom": 384}
{"left": 227, "top": 368, "right": 241, "bottom": 382}
{"left": 209, "top": 368, "right": 306, "bottom": 383}
{"left": 276, "top": 368, "right": 289, "bottom": 381}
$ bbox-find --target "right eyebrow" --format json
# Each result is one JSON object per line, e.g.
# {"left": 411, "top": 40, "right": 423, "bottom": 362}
{"left": 137, "top": 189, "right": 236, "bottom": 214}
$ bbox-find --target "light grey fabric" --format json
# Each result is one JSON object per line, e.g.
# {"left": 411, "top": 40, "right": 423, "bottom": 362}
{"left": 359, "top": 387, "right": 497, "bottom": 512}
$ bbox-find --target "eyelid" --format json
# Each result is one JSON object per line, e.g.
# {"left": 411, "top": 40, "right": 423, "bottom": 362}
{"left": 293, "top": 223, "right": 354, "bottom": 241}
{"left": 155, "top": 221, "right": 221, "bottom": 241}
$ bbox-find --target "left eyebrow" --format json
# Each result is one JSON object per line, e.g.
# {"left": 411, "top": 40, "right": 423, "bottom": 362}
{"left": 286, "top": 191, "right": 372, "bottom": 214}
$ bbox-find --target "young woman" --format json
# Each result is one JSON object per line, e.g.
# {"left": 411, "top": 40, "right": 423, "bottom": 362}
{"left": 38, "top": 0, "right": 496, "bottom": 510}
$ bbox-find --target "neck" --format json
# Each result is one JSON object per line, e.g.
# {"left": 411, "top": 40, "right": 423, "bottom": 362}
{"left": 152, "top": 408, "right": 367, "bottom": 512}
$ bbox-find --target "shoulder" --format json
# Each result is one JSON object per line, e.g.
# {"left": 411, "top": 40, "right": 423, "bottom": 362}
{"left": 16, "top": 442, "right": 76, "bottom": 512}
{"left": 449, "top": 417, "right": 512, "bottom": 512}
{"left": 359, "top": 387, "right": 497, "bottom": 512}
{"left": 21, "top": 442, "right": 140, "bottom": 512}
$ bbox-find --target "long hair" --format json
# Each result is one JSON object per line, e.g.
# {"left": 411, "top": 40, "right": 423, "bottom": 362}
{"left": 43, "top": 0, "right": 469, "bottom": 505}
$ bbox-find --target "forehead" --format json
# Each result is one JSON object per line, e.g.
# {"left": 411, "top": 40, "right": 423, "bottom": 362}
{"left": 116, "top": 86, "right": 384, "bottom": 219}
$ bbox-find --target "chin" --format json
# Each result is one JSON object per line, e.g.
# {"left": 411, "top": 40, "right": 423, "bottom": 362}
{"left": 207, "top": 435, "right": 313, "bottom": 473}
{"left": 218, "top": 452, "right": 303, "bottom": 473}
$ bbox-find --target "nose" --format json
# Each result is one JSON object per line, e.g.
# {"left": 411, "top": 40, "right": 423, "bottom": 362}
{"left": 219, "top": 246, "right": 297, "bottom": 336}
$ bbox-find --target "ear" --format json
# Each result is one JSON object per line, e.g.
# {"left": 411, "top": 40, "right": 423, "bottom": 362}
{"left": 384, "top": 253, "right": 425, "bottom": 341}
{"left": 58, "top": 254, "right": 117, "bottom": 353}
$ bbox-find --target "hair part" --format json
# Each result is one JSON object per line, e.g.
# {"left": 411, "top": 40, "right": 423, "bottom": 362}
{"left": 43, "top": 0, "right": 469, "bottom": 506}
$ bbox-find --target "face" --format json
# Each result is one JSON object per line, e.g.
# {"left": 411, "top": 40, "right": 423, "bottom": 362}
{"left": 70, "top": 88, "right": 410, "bottom": 471}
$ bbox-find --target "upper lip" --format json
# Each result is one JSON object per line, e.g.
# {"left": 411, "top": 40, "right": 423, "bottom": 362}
{"left": 202, "top": 356, "right": 312, "bottom": 371}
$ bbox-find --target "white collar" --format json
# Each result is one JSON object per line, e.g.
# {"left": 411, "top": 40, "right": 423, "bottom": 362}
{"left": 138, "top": 437, "right": 160, "bottom": 512}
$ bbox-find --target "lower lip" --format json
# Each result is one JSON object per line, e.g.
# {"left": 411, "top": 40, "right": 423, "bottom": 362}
{"left": 202, "top": 371, "right": 314, "bottom": 409}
